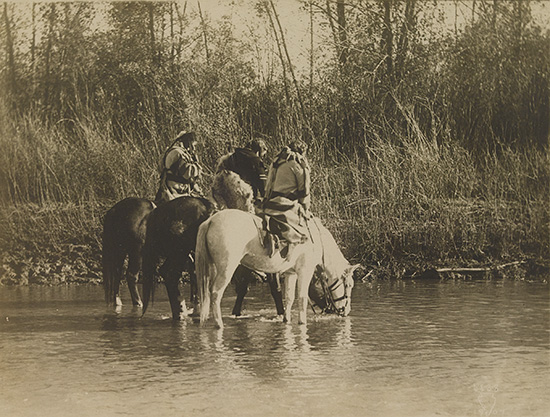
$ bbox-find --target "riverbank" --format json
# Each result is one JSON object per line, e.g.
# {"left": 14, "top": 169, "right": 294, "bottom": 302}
{"left": 0, "top": 237, "right": 547, "bottom": 287}
{"left": 0, "top": 199, "right": 547, "bottom": 286}
{"left": 0, "top": 118, "right": 548, "bottom": 287}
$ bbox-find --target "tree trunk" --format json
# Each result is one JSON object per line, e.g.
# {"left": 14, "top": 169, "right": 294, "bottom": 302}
{"left": 381, "top": 0, "right": 393, "bottom": 80}
{"left": 31, "top": 3, "right": 36, "bottom": 97}
{"left": 2, "top": 3, "right": 17, "bottom": 105}
{"left": 43, "top": 3, "right": 56, "bottom": 112}
{"left": 174, "top": 2, "right": 187, "bottom": 61}
{"left": 265, "top": 2, "right": 291, "bottom": 108}
{"left": 269, "top": 0, "right": 307, "bottom": 126}
{"left": 169, "top": 3, "right": 175, "bottom": 65}
{"left": 197, "top": 1, "right": 210, "bottom": 63}
{"left": 325, "top": 0, "right": 339, "bottom": 62}
{"left": 336, "top": 0, "right": 347, "bottom": 66}
{"left": 147, "top": 3, "right": 157, "bottom": 65}
{"left": 396, "top": 0, "right": 416, "bottom": 80}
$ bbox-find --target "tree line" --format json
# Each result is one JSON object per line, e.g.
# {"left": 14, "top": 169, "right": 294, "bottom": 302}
{"left": 1, "top": 1, "right": 547, "bottom": 156}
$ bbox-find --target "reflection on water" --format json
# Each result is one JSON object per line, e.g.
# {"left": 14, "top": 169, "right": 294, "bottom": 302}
{"left": 0, "top": 279, "right": 548, "bottom": 417}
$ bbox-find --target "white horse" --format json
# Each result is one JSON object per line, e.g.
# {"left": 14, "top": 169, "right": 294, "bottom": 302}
{"left": 195, "top": 209, "right": 358, "bottom": 328}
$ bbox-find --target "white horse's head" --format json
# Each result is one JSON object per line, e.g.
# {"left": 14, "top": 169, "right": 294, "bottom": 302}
{"left": 310, "top": 263, "right": 359, "bottom": 316}
{"left": 308, "top": 219, "right": 360, "bottom": 316}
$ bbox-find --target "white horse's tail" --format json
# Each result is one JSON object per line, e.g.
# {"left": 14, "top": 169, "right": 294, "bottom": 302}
{"left": 196, "top": 219, "right": 214, "bottom": 324}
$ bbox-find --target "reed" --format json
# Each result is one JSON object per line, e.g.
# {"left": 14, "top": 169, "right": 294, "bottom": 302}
{"left": 312, "top": 131, "right": 549, "bottom": 277}
{"left": 0, "top": 102, "right": 547, "bottom": 283}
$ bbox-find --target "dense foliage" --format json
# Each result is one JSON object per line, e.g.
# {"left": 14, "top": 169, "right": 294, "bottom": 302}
{"left": 0, "top": 1, "right": 548, "bottom": 281}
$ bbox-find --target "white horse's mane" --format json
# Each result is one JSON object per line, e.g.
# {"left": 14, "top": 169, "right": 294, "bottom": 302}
{"left": 315, "top": 221, "right": 350, "bottom": 279}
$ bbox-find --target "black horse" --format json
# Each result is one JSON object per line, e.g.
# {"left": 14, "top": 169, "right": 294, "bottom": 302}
{"left": 102, "top": 197, "right": 154, "bottom": 307}
{"left": 102, "top": 196, "right": 214, "bottom": 315}
{"left": 103, "top": 195, "right": 283, "bottom": 319}
{"left": 141, "top": 196, "right": 215, "bottom": 320}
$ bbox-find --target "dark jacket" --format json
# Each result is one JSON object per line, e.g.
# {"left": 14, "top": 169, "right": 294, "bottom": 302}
{"left": 218, "top": 147, "right": 267, "bottom": 198}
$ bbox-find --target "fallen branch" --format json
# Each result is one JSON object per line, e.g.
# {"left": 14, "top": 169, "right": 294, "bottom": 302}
{"left": 436, "top": 261, "right": 526, "bottom": 274}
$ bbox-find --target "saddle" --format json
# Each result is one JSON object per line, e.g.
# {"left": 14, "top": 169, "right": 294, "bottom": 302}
{"left": 258, "top": 214, "right": 308, "bottom": 258}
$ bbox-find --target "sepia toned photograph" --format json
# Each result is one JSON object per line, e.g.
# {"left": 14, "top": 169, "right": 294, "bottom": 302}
{"left": 0, "top": 1, "right": 548, "bottom": 416}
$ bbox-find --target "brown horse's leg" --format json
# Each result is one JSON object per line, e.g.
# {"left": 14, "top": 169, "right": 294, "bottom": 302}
{"left": 103, "top": 245, "right": 125, "bottom": 307}
{"left": 268, "top": 273, "right": 284, "bottom": 316}
{"left": 126, "top": 248, "right": 143, "bottom": 308}
{"left": 164, "top": 268, "right": 186, "bottom": 320}
{"left": 112, "top": 253, "right": 125, "bottom": 307}
{"left": 186, "top": 254, "right": 199, "bottom": 317}
{"left": 231, "top": 265, "right": 250, "bottom": 316}
{"left": 189, "top": 269, "right": 199, "bottom": 317}
{"left": 157, "top": 255, "right": 188, "bottom": 320}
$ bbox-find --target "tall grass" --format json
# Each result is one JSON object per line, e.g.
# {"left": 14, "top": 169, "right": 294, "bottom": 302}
{"left": 312, "top": 130, "right": 549, "bottom": 276}
{"left": 0, "top": 101, "right": 548, "bottom": 282}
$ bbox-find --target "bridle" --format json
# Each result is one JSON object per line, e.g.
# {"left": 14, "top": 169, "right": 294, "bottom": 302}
{"left": 316, "top": 271, "right": 351, "bottom": 316}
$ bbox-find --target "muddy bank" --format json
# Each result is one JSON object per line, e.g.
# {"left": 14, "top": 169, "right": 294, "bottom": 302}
{"left": 0, "top": 244, "right": 102, "bottom": 286}
{"left": 1, "top": 244, "right": 547, "bottom": 286}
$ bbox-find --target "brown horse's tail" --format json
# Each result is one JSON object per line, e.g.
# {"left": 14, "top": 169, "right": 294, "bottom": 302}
{"left": 196, "top": 218, "right": 214, "bottom": 324}
{"left": 141, "top": 242, "right": 155, "bottom": 316}
{"left": 102, "top": 212, "right": 120, "bottom": 305}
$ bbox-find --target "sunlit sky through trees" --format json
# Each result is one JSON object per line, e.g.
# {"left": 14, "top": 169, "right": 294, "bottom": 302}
{"left": 8, "top": 0, "right": 550, "bottom": 81}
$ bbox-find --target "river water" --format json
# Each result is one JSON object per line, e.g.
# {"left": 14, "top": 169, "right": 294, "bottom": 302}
{"left": 0, "top": 279, "right": 548, "bottom": 417}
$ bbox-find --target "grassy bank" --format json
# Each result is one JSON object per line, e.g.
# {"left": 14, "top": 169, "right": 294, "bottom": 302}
{"left": 0, "top": 117, "right": 548, "bottom": 285}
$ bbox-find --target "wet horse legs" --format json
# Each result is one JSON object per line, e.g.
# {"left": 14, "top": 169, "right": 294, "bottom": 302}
{"left": 159, "top": 259, "right": 188, "bottom": 320}
{"left": 283, "top": 273, "right": 297, "bottom": 323}
{"left": 126, "top": 247, "right": 143, "bottom": 307}
{"left": 268, "top": 273, "right": 284, "bottom": 316}
{"left": 231, "top": 265, "right": 250, "bottom": 316}
{"left": 231, "top": 268, "right": 284, "bottom": 317}
{"left": 284, "top": 268, "right": 314, "bottom": 325}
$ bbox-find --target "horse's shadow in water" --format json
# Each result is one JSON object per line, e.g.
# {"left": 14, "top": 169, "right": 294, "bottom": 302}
{"left": 102, "top": 196, "right": 284, "bottom": 320}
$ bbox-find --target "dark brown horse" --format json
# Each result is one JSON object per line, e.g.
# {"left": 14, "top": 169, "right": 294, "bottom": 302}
{"left": 102, "top": 196, "right": 214, "bottom": 318}
{"left": 141, "top": 196, "right": 215, "bottom": 320}
{"left": 102, "top": 196, "right": 282, "bottom": 319}
{"left": 102, "top": 197, "right": 154, "bottom": 307}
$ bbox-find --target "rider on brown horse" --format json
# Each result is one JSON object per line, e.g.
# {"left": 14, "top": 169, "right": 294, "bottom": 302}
{"left": 155, "top": 130, "right": 202, "bottom": 205}
{"left": 216, "top": 138, "right": 268, "bottom": 203}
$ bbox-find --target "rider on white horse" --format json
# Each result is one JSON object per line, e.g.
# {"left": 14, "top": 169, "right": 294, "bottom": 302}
{"left": 261, "top": 140, "right": 311, "bottom": 260}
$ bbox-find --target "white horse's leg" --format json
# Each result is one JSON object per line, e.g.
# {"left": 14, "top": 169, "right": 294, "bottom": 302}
{"left": 210, "top": 266, "right": 237, "bottom": 329}
{"left": 284, "top": 272, "right": 297, "bottom": 323}
{"left": 297, "top": 277, "right": 312, "bottom": 325}
{"left": 296, "top": 262, "right": 317, "bottom": 325}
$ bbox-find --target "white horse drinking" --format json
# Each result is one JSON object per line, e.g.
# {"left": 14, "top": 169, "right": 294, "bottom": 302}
{"left": 195, "top": 209, "right": 358, "bottom": 328}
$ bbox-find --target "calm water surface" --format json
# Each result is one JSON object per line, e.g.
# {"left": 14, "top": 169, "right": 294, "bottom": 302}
{"left": 0, "top": 279, "right": 548, "bottom": 417}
